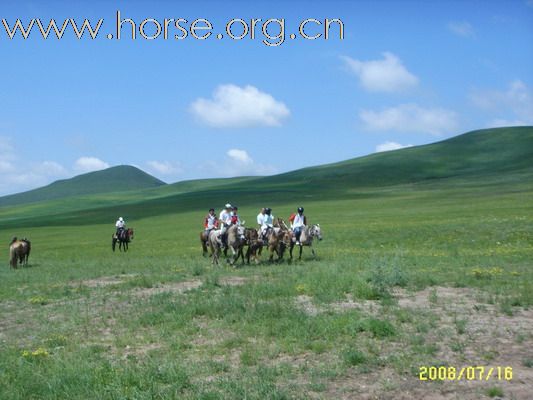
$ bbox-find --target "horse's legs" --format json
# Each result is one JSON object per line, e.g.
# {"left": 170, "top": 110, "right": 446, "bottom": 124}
{"left": 237, "top": 246, "right": 246, "bottom": 265}
{"left": 299, "top": 245, "right": 303, "bottom": 260}
{"left": 269, "top": 246, "right": 276, "bottom": 262}
{"left": 227, "top": 246, "right": 236, "bottom": 265}
{"left": 311, "top": 247, "right": 316, "bottom": 258}
{"left": 201, "top": 238, "right": 208, "bottom": 257}
{"left": 214, "top": 247, "right": 220, "bottom": 265}
{"left": 245, "top": 246, "right": 251, "bottom": 264}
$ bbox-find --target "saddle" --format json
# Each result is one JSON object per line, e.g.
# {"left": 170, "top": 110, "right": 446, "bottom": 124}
{"left": 117, "top": 228, "right": 127, "bottom": 241}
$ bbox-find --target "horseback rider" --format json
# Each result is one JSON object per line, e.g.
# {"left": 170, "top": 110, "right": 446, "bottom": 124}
{"left": 219, "top": 203, "right": 233, "bottom": 248}
{"left": 231, "top": 206, "right": 241, "bottom": 226}
{"left": 204, "top": 208, "right": 219, "bottom": 236}
{"left": 115, "top": 217, "right": 126, "bottom": 239}
{"left": 256, "top": 207, "right": 266, "bottom": 228}
{"left": 261, "top": 207, "right": 274, "bottom": 241}
{"left": 289, "top": 207, "right": 307, "bottom": 245}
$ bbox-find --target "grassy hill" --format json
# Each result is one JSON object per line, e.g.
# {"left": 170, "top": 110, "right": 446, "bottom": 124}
{"left": 0, "top": 165, "right": 166, "bottom": 207}
{"left": 258, "top": 126, "right": 533, "bottom": 189}
{"left": 0, "top": 126, "right": 532, "bottom": 228}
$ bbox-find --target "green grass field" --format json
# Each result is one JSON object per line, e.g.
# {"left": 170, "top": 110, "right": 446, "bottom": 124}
{"left": 0, "top": 127, "right": 532, "bottom": 399}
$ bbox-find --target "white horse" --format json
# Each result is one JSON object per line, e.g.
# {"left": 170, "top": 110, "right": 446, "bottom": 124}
{"left": 289, "top": 224, "right": 322, "bottom": 260}
{"left": 208, "top": 225, "right": 246, "bottom": 266}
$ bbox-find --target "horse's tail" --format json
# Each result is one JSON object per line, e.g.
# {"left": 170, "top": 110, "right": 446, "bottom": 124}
{"left": 201, "top": 232, "right": 208, "bottom": 255}
{"left": 24, "top": 239, "right": 31, "bottom": 259}
{"left": 9, "top": 244, "right": 17, "bottom": 268}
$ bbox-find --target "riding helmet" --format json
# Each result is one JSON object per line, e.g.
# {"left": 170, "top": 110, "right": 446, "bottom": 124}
{"left": 298, "top": 207, "right": 304, "bottom": 213}
{"left": 225, "top": 203, "right": 232, "bottom": 209}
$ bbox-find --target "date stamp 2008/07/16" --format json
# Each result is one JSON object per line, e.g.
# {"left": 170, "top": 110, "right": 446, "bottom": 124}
{"left": 419, "top": 366, "right": 513, "bottom": 381}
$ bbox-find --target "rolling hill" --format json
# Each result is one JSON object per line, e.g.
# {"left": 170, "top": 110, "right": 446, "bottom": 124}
{"left": 0, "top": 165, "right": 166, "bottom": 207}
{"left": 257, "top": 126, "right": 533, "bottom": 189}
{"left": 0, "top": 126, "right": 532, "bottom": 228}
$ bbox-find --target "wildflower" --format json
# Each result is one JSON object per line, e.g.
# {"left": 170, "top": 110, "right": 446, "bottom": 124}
{"left": 295, "top": 284, "right": 308, "bottom": 294}
{"left": 21, "top": 347, "right": 49, "bottom": 360}
{"left": 28, "top": 296, "right": 48, "bottom": 305}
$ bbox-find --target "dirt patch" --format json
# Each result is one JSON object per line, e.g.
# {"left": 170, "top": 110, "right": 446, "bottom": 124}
{"left": 121, "top": 342, "right": 163, "bottom": 359}
{"left": 295, "top": 293, "right": 380, "bottom": 316}
{"left": 318, "top": 286, "right": 533, "bottom": 400}
{"left": 134, "top": 280, "right": 202, "bottom": 297}
{"left": 394, "top": 286, "right": 476, "bottom": 309}
{"left": 295, "top": 295, "right": 323, "bottom": 316}
{"left": 290, "top": 287, "right": 533, "bottom": 399}
{"left": 219, "top": 276, "right": 249, "bottom": 286}
{"left": 74, "top": 274, "right": 137, "bottom": 288}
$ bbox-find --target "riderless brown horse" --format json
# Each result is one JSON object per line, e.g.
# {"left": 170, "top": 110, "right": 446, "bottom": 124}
{"left": 9, "top": 237, "right": 31, "bottom": 268}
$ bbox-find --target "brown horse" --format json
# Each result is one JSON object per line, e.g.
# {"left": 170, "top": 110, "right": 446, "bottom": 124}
{"left": 258, "top": 219, "right": 290, "bottom": 263}
{"left": 225, "top": 225, "right": 247, "bottom": 266}
{"left": 244, "top": 228, "right": 263, "bottom": 264}
{"left": 112, "top": 228, "right": 134, "bottom": 252}
{"left": 9, "top": 237, "right": 31, "bottom": 268}
{"left": 200, "top": 230, "right": 214, "bottom": 256}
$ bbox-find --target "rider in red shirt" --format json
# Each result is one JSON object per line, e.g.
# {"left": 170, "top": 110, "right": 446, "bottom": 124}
{"left": 231, "top": 206, "right": 241, "bottom": 225}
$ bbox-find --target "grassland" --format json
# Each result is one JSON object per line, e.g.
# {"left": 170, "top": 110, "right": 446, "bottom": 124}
{"left": 0, "top": 127, "right": 532, "bottom": 399}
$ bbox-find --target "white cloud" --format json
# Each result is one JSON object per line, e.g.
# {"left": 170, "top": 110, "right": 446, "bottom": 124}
{"left": 146, "top": 160, "right": 183, "bottom": 175}
{"left": 341, "top": 52, "right": 419, "bottom": 93}
{"left": 486, "top": 119, "right": 529, "bottom": 128}
{"left": 38, "top": 161, "right": 68, "bottom": 176}
{"left": 0, "top": 138, "right": 69, "bottom": 194}
{"left": 359, "top": 103, "right": 459, "bottom": 136}
{"left": 74, "top": 156, "right": 110, "bottom": 173}
{"left": 470, "top": 80, "right": 533, "bottom": 127}
{"left": 447, "top": 21, "right": 475, "bottom": 37}
{"left": 0, "top": 136, "right": 109, "bottom": 195}
{"left": 227, "top": 149, "right": 253, "bottom": 164}
{"left": 0, "top": 159, "right": 15, "bottom": 173}
{"left": 200, "top": 148, "right": 277, "bottom": 177}
{"left": 375, "top": 141, "right": 413, "bottom": 153}
{"left": 190, "top": 84, "right": 290, "bottom": 128}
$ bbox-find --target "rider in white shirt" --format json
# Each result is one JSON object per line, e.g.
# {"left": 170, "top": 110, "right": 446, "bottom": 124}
{"left": 204, "top": 208, "right": 218, "bottom": 234}
{"left": 115, "top": 217, "right": 126, "bottom": 237}
{"left": 256, "top": 208, "right": 265, "bottom": 228}
{"left": 261, "top": 208, "right": 274, "bottom": 239}
{"left": 290, "top": 207, "right": 306, "bottom": 245}
{"left": 219, "top": 203, "right": 233, "bottom": 247}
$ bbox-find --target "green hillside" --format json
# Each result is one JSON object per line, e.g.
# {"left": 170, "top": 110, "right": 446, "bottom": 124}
{"left": 0, "top": 126, "right": 532, "bottom": 228}
{"left": 0, "top": 165, "right": 166, "bottom": 207}
{"left": 258, "top": 126, "right": 533, "bottom": 189}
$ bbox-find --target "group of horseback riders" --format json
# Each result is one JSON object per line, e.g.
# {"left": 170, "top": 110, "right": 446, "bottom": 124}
{"left": 204, "top": 203, "right": 308, "bottom": 249}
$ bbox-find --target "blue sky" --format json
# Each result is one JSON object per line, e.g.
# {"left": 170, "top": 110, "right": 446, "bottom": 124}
{"left": 0, "top": 0, "right": 532, "bottom": 195}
